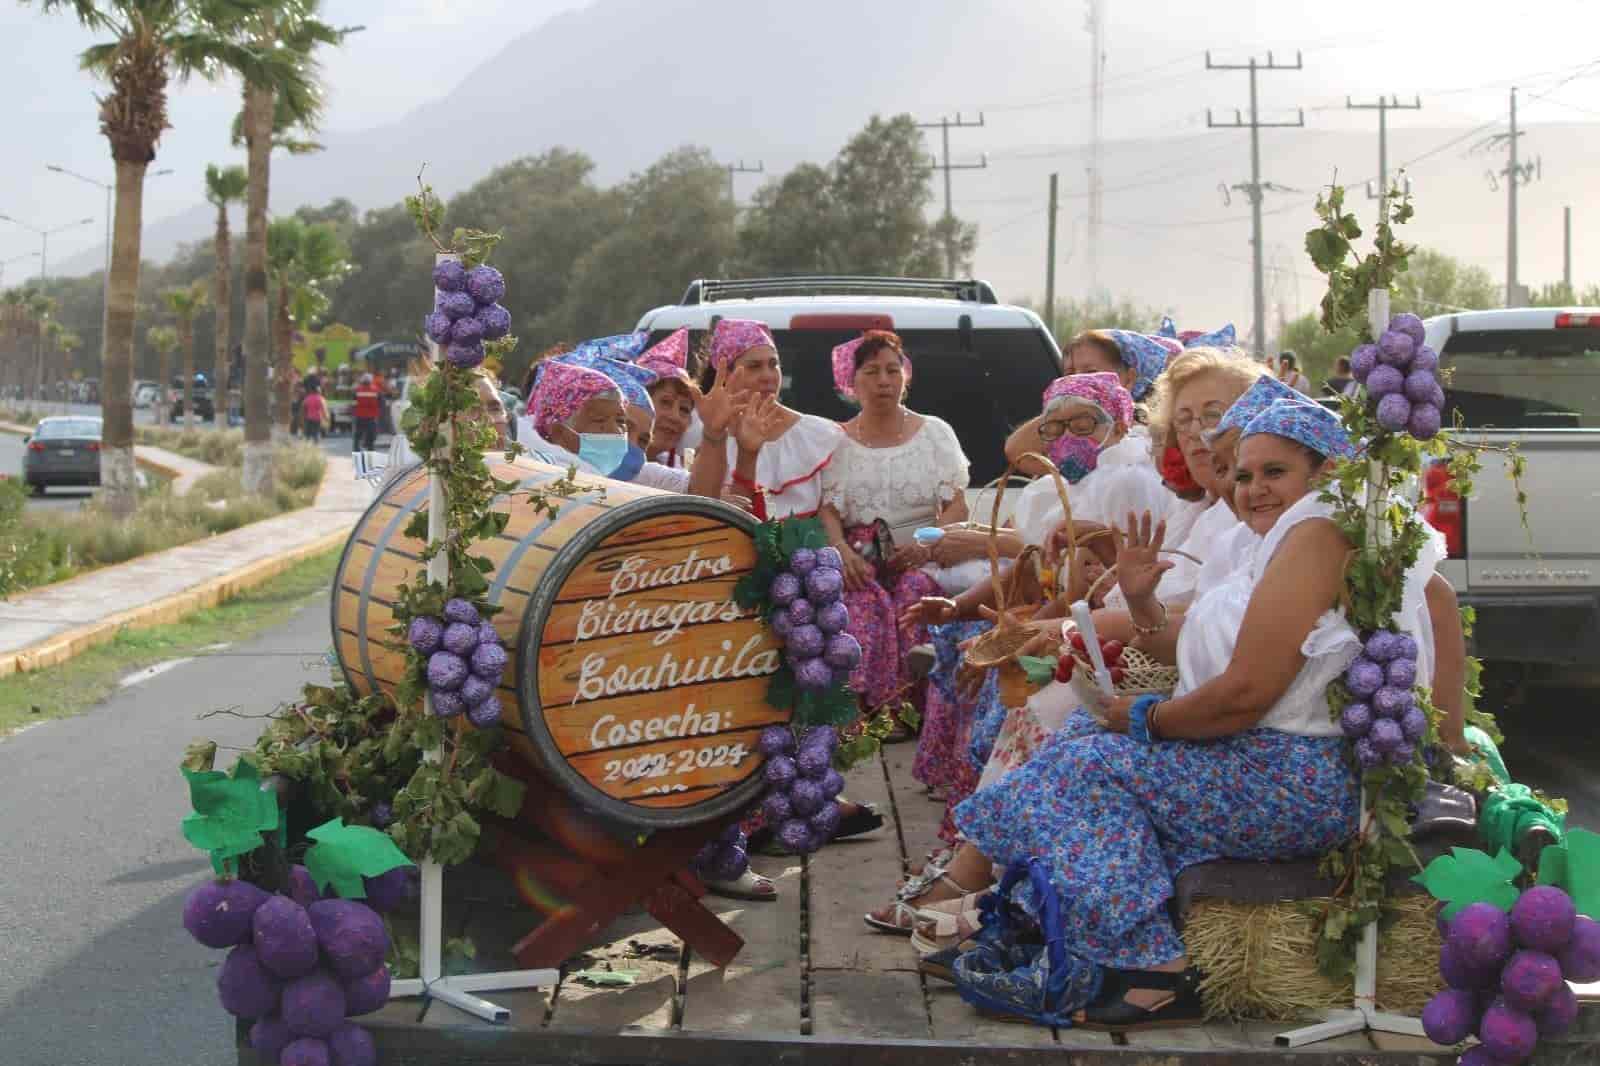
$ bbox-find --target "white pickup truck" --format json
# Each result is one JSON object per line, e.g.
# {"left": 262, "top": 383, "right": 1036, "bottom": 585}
{"left": 1422, "top": 308, "right": 1600, "bottom": 683}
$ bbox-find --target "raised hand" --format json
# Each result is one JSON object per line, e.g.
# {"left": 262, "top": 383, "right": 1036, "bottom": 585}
{"left": 696, "top": 367, "right": 751, "bottom": 439}
{"left": 1113, "top": 511, "right": 1174, "bottom": 604}
{"left": 733, "top": 393, "right": 786, "bottom": 452}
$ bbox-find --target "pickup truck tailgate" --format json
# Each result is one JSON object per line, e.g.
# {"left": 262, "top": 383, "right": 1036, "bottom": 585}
{"left": 1458, "top": 429, "right": 1600, "bottom": 592}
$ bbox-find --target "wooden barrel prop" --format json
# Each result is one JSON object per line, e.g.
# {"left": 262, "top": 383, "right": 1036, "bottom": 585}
{"left": 331, "top": 457, "right": 788, "bottom": 829}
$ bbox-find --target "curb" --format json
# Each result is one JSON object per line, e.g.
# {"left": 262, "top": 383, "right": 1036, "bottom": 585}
{"left": 0, "top": 527, "right": 349, "bottom": 679}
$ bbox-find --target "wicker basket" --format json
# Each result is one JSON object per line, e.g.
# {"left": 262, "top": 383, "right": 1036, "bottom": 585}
{"left": 1066, "top": 643, "right": 1179, "bottom": 706}
{"left": 964, "top": 454, "right": 1081, "bottom": 668}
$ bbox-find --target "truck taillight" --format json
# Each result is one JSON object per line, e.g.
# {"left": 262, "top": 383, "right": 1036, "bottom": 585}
{"left": 1554, "top": 312, "right": 1600, "bottom": 327}
{"left": 1420, "top": 462, "right": 1464, "bottom": 559}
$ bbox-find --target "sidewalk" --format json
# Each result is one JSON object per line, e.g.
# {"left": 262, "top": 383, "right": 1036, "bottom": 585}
{"left": 0, "top": 420, "right": 219, "bottom": 495}
{"left": 0, "top": 454, "right": 368, "bottom": 676}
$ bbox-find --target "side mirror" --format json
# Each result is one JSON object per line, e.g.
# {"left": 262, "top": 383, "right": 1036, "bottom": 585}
{"left": 21, "top": 435, "right": 30, "bottom": 444}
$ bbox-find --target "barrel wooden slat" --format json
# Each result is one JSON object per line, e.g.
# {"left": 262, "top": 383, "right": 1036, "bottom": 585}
{"left": 331, "top": 459, "right": 788, "bottom": 829}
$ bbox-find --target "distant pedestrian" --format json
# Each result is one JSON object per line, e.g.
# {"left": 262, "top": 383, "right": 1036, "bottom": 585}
{"left": 1277, "top": 351, "right": 1311, "bottom": 394}
{"left": 353, "top": 373, "right": 380, "bottom": 452}
{"left": 302, "top": 383, "right": 327, "bottom": 443}
{"left": 1324, "top": 355, "right": 1357, "bottom": 399}
{"left": 291, "top": 381, "right": 307, "bottom": 437}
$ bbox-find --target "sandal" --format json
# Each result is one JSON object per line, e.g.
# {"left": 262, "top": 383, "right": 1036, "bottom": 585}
{"left": 703, "top": 867, "right": 776, "bottom": 902}
{"left": 865, "top": 872, "right": 981, "bottom": 934}
{"left": 909, "top": 892, "right": 990, "bottom": 955}
{"left": 895, "top": 859, "right": 949, "bottom": 902}
{"left": 1073, "top": 967, "right": 1205, "bottom": 1033}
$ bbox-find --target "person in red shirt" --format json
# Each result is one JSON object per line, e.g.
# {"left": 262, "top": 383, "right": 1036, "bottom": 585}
{"left": 301, "top": 384, "right": 328, "bottom": 443}
{"left": 352, "top": 372, "right": 381, "bottom": 452}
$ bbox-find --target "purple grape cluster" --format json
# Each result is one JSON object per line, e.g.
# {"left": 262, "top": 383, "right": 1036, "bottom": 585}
{"left": 767, "top": 546, "right": 860, "bottom": 692}
{"left": 408, "top": 599, "right": 508, "bottom": 726}
{"left": 690, "top": 821, "right": 751, "bottom": 883}
{"left": 1348, "top": 311, "right": 1445, "bottom": 440}
{"left": 756, "top": 724, "right": 845, "bottom": 855}
{"left": 1422, "top": 889, "right": 1599, "bottom": 1064}
{"left": 183, "top": 865, "right": 418, "bottom": 1066}
{"left": 425, "top": 260, "right": 511, "bottom": 370}
{"left": 1340, "top": 629, "right": 1425, "bottom": 769}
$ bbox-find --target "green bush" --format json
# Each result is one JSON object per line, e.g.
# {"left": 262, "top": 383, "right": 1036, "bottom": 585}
{"left": 134, "top": 426, "right": 244, "bottom": 467}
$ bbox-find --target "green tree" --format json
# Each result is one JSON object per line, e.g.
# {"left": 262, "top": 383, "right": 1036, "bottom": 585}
{"left": 736, "top": 163, "right": 837, "bottom": 275}
{"left": 267, "top": 217, "right": 349, "bottom": 433}
{"left": 229, "top": 0, "right": 348, "bottom": 493}
{"left": 162, "top": 281, "right": 208, "bottom": 427}
{"left": 27, "top": 0, "right": 300, "bottom": 514}
{"left": 1393, "top": 247, "right": 1499, "bottom": 317}
{"left": 203, "top": 163, "right": 247, "bottom": 419}
{"left": 1525, "top": 280, "right": 1600, "bottom": 307}
{"left": 1019, "top": 295, "right": 1167, "bottom": 349}
{"left": 146, "top": 323, "right": 179, "bottom": 424}
{"left": 555, "top": 147, "right": 734, "bottom": 341}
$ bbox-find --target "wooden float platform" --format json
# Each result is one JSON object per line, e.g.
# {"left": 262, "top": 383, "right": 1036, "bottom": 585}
{"left": 239, "top": 745, "right": 1600, "bottom": 1065}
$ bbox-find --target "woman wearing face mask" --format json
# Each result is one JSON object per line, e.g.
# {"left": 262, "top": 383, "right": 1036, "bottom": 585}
{"left": 946, "top": 400, "right": 1386, "bottom": 1031}
{"left": 816, "top": 330, "right": 970, "bottom": 740}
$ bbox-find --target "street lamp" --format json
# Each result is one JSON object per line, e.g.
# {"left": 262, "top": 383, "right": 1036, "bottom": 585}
{"left": 47, "top": 164, "right": 174, "bottom": 285}
{"left": 0, "top": 213, "right": 96, "bottom": 280}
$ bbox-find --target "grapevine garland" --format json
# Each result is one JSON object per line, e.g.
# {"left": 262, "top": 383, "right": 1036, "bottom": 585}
{"left": 1304, "top": 180, "right": 1543, "bottom": 980}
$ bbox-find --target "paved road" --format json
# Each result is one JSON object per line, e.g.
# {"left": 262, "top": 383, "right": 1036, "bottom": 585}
{"left": 0, "top": 598, "right": 336, "bottom": 1066}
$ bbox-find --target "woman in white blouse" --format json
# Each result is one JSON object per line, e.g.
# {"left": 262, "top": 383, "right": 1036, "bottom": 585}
{"left": 818, "top": 331, "right": 970, "bottom": 718}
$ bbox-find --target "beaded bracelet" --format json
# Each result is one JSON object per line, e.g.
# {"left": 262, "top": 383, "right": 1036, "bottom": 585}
{"left": 1129, "top": 694, "right": 1167, "bottom": 746}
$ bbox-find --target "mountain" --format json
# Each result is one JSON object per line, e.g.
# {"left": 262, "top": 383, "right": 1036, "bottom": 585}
{"left": 56, "top": 0, "right": 1600, "bottom": 331}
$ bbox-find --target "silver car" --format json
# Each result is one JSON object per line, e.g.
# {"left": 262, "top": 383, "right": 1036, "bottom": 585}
{"left": 23, "top": 416, "right": 102, "bottom": 495}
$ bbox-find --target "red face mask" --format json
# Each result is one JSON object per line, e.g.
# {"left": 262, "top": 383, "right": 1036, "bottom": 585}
{"left": 1161, "top": 444, "right": 1199, "bottom": 495}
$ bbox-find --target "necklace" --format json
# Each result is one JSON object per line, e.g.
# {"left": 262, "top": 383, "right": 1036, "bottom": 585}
{"left": 853, "top": 405, "right": 908, "bottom": 448}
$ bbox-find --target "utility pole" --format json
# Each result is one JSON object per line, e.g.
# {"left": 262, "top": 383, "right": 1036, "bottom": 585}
{"left": 1205, "top": 50, "right": 1305, "bottom": 359}
{"left": 916, "top": 112, "right": 988, "bottom": 276}
{"left": 1564, "top": 206, "right": 1572, "bottom": 294}
{"left": 1346, "top": 95, "right": 1421, "bottom": 202}
{"left": 1045, "top": 173, "right": 1059, "bottom": 329}
{"left": 1084, "top": 0, "right": 1105, "bottom": 303}
{"left": 723, "top": 160, "right": 764, "bottom": 206}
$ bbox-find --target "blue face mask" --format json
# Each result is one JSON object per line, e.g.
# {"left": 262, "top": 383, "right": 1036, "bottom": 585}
{"left": 576, "top": 433, "right": 630, "bottom": 476}
{"left": 609, "top": 444, "right": 646, "bottom": 482}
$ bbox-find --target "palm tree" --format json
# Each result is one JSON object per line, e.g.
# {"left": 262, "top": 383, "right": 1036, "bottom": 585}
{"left": 27, "top": 0, "right": 306, "bottom": 516}
{"left": 203, "top": 163, "right": 246, "bottom": 422}
{"left": 266, "top": 217, "right": 349, "bottom": 436}
{"left": 25, "top": 293, "right": 58, "bottom": 410}
{"left": 231, "top": 1, "right": 347, "bottom": 494}
{"left": 162, "top": 281, "right": 208, "bottom": 428}
{"left": 146, "top": 324, "right": 179, "bottom": 426}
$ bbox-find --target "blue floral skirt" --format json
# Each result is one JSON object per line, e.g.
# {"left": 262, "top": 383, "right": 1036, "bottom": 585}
{"left": 953, "top": 727, "right": 1358, "bottom": 969}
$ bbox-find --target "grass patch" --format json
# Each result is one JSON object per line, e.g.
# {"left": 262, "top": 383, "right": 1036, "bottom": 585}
{"left": 135, "top": 425, "right": 245, "bottom": 467}
{"left": 0, "top": 546, "right": 340, "bottom": 738}
{"left": 0, "top": 442, "right": 326, "bottom": 595}
{"left": 0, "top": 406, "right": 41, "bottom": 428}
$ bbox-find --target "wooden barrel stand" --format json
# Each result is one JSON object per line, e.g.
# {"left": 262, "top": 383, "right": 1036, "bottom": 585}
{"left": 330, "top": 458, "right": 788, "bottom": 967}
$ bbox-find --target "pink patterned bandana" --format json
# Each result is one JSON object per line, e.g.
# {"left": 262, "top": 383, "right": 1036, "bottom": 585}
{"left": 533, "top": 360, "right": 623, "bottom": 440}
{"left": 1041, "top": 371, "right": 1134, "bottom": 428}
{"left": 830, "top": 332, "right": 912, "bottom": 401}
{"left": 708, "top": 318, "right": 777, "bottom": 372}
{"left": 639, "top": 328, "right": 690, "bottom": 380}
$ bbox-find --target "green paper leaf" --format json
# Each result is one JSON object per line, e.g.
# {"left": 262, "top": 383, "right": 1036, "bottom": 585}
{"left": 304, "top": 817, "right": 415, "bottom": 899}
{"left": 181, "top": 757, "right": 280, "bottom": 875}
{"left": 571, "top": 969, "right": 638, "bottom": 986}
{"left": 1537, "top": 828, "right": 1600, "bottom": 919}
{"left": 1017, "top": 655, "right": 1057, "bottom": 687}
{"left": 1411, "top": 846, "right": 1522, "bottom": 919}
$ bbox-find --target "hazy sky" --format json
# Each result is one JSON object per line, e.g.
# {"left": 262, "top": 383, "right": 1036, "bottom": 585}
{"left": 4, "top": 0, "right": 1600, "bottom": 298}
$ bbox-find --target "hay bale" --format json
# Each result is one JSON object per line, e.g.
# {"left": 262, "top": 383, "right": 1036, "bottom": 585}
{"left": 1183, "top": 893, "right": 1442, "bottom": 1021}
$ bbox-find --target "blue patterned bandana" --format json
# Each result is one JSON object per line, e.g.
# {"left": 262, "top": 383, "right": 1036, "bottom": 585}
{"left": 1241, "top": 398, "right": 1356, "bottom": 459}
{"left": 560, "top": 332, "right": 657, "bottom": 411}
{"left": 1100, "top": 330, "right": 1171, "bottom": 401}
{"left": 1183, "top": 323, "right": 1237, "bottom": 349}
{"left": 1213, "top": 374, "right": 1301, "bottom": 440}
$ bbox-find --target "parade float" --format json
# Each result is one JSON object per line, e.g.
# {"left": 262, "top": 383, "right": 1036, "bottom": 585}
{"left": 174, "top": 180, "right": 1593, "bottom": 1065}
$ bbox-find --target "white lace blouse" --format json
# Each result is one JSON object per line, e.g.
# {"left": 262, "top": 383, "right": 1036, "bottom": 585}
{"left": 821, "top": 416, "right": 969, "bottom": 539}
{"left": 1175, "top": 492, "right": 1445, "bottom": 737}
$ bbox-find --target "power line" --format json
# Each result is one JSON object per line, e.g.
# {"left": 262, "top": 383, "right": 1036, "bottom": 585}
{"left": 1205, "top": 49, "right": 1306, "bottom": 358}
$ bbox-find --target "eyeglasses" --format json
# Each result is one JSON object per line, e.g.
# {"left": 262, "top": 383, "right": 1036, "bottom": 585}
{"left": 1172, "top": 408, "right": 1226, "bottom": 436}
{"left": 1037, "top": 412, "right": 1106, "bottom": 440}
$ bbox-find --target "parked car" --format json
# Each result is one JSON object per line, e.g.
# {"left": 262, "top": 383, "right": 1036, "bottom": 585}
{"left": 635, "top": 276, "right": 1063, "bottom": 507}
{"left": 169, "top": 373, "right": 215, "bottom": 421}
{"left": 22, "top": 415, "right": 102, "bottom": 494}
{"left": 133, "top": 380, "right": 160, "bottom": 408}
{"left": 1419, "top": 307, "right": 1600, "bottom": 679}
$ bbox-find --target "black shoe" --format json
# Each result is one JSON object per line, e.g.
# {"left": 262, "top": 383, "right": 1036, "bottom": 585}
{"left": 1075, "top": 967, "right": 1205, "bottom": 1032}
{"left": 833, "top": 802, "right": 885, "bottom": 840}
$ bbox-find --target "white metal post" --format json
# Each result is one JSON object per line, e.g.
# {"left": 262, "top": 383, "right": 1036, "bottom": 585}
{"left": 1278, "top": 286, "right": 1429, "bottom": 1048}
{"left": 386, "top": 251, "right": 557, "bottom": 1021}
